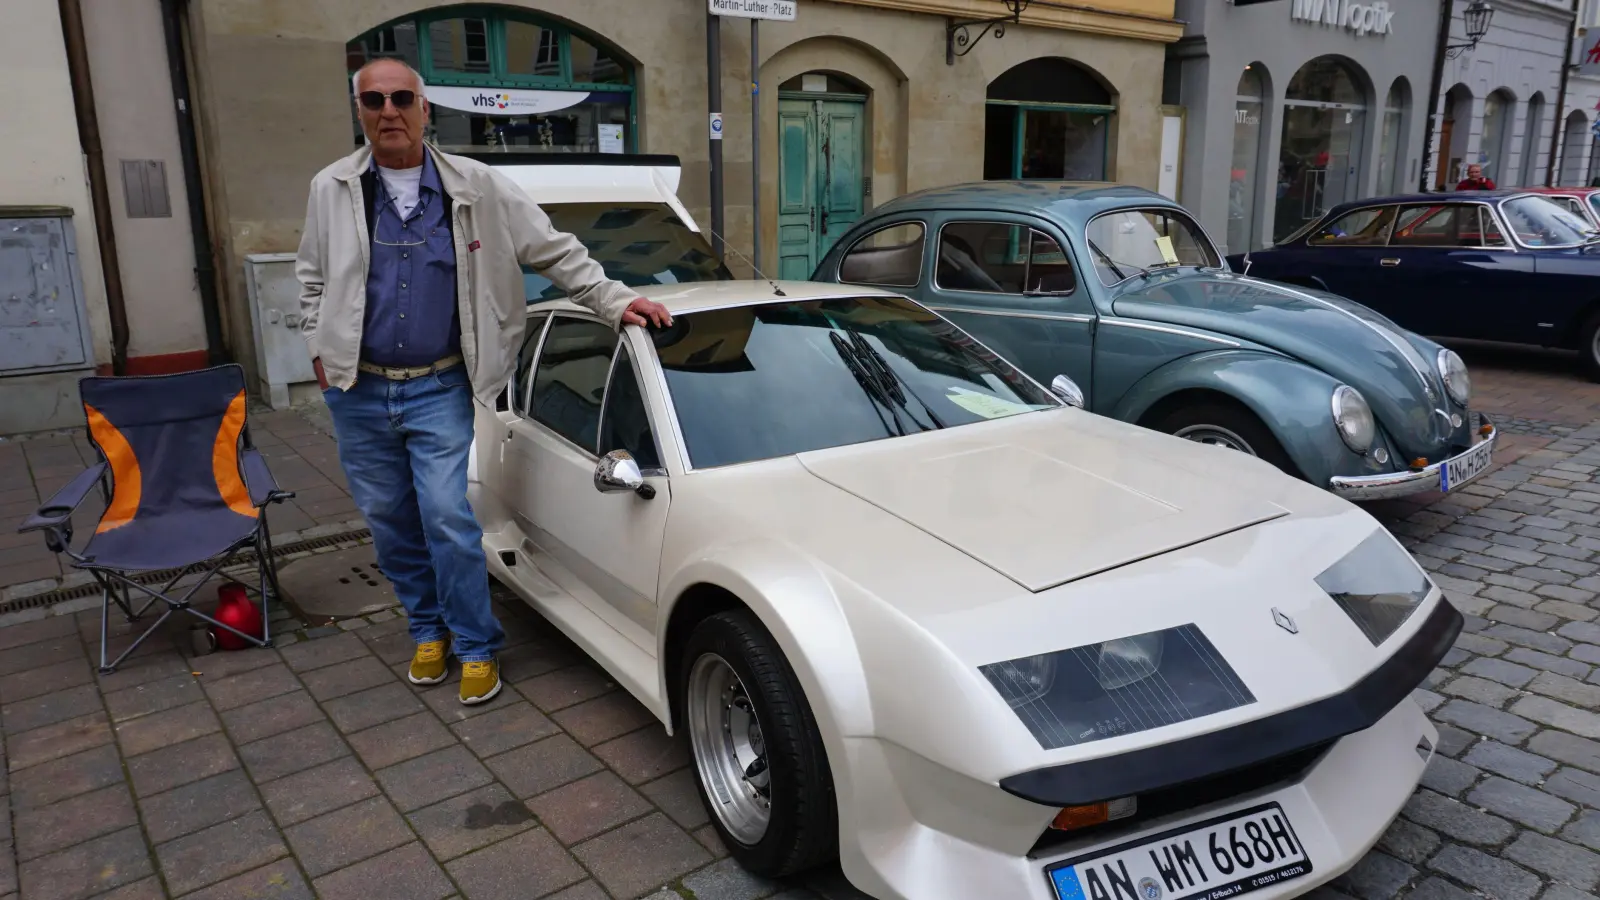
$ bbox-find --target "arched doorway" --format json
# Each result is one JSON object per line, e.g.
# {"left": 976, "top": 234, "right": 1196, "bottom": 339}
{"left": 1228, "top": 64, "right": 1268, "bottom": 254}
{"left": 1562, "top": 110, "right": 1590, "bottom": 185}
{"left": 1377, "top": 78, "right": 1409, "bottom": 195}
{"left": 345, "top": 8, "right": 637, "bottom": 154}
{"left": 1275, "top": 56, "right": 1369, "bottom": 242}
{"left": 776, "top": 72, "right": 868, "bottom": 279}
{"left": 1521, "top": 93, "right": 1545, "bottom": 187}
{"left": 1437, "top": 84, "right": 1472, "bottom": 188}
{"left": 1480, "top": 89, "right": 1515, "bottom": 184}
{"left": 982, "top": 58, "right": 1115, "bottom": 181}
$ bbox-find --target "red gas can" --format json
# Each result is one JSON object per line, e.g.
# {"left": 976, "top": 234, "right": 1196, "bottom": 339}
{"left": 213, "top": 584, "right": 262, "bottom": 651}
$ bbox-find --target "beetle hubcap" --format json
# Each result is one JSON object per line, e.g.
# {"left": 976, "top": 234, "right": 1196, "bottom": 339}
{"left": 1172, "top": 424, "right": 1257, "bottom": 455}
{"left": 687, "top": 654, "right": 771, "bottom": 845}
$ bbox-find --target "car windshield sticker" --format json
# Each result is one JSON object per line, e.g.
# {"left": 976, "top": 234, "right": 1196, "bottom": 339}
{"left": 946, "top": 387, "right": 1032, "bottom": 419}
{"left": 1155, "top": 235, "right": 1179, "bottom": 265}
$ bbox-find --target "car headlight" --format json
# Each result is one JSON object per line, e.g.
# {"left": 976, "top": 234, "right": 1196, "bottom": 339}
{"left": 979, "top": 624, "right": 1256, "bottom": 751}
{"left": 1332, "top": 385, "right": 1375, "bottom": 453}
{"left": 1316, "top": 530, "right": 1432, "bottom": 646}
{"left": 1438, "top": 349, "right": 1471, "bottom": 407}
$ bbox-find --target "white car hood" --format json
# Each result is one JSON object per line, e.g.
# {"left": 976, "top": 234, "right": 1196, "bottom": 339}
{"left": 797, "top": 411, "right": 1289, "bottom": 592}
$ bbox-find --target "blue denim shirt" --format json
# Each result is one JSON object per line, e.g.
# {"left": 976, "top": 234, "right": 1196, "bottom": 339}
{"left": 360, "top": 155, "right": 461, "bottom": 367}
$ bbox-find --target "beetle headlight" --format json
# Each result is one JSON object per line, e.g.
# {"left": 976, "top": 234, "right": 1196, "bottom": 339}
{"left": 979, "top": 625, "right": 1256, "bottom": 751}
{"left": 1316, "top": 530, "right": 1432, "bottom": 646}
{"left": 1438, "top": 349, "right": 1471, "bottom": 407}
{"left": 1332, "top": 385, "right": 1375, "bottom": 453}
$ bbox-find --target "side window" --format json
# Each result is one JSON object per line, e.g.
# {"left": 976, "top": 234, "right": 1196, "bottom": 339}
{"left": 1480, "top": 208, "right": 1508, "bottom": 247}
{"left": 598, "top": 345, "right": 662, "bottom": 471}
{"left": 1565, "top": 197, "right": 1587, "bottom": 218}
{"left": 1589, "top": 194, "right": 1600, "bottom": 221}
{"left": 838, "top": 223, "right": 925, "bottom": 287}
{"left": 937, "top": 222, "right": 1027, "bottom": 293}
{"left": 1391, "top": 205, "right": 1473, "bottom": 247}
{"left": 1307, "top": 207, "right": 1397, "bottom": 246}
{"left": 507, "top": 313, "right": 550, "bottom": 415}
{"left": 1026, "top": 230, "right": 1077, "bottom": 294}
{"left": 530, "top": 317, "right": 618, "bottom": 452}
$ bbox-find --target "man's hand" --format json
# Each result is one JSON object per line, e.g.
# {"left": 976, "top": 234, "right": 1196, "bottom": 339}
{"left": 621, "top": 297, "right": 673, "bottom": 329}
{"left": 313, "top": 357, "right": 330, "bottom": 391}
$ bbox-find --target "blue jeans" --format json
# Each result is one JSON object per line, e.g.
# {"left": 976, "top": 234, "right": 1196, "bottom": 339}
{"left": 322, "top": 364, "right": 504, "bottom": 662}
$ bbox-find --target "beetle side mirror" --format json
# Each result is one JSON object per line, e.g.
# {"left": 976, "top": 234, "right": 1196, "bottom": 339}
{"left": 594, "top": 450, "right": 646, "bottom": 496}
{"left": 1050, "top": 375, "right": 1086, "bottom": 409}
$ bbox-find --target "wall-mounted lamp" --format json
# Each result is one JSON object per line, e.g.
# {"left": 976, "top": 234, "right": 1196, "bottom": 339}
{"left": 946, "top": 0, "right": 1032, "bottom": 65}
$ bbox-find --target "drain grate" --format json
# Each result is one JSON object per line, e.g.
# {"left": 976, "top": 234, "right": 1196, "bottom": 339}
{"left": 0, "top": 528, "right": 373, "bottom": 616}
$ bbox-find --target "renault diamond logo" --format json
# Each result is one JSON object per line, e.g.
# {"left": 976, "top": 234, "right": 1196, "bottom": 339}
{"left": 1273, "top": 608, "right": 1298, "bottom": 634}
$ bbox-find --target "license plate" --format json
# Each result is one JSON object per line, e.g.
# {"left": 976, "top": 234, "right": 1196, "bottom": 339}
{"left": 1046, "top": 803, "right": 1311, "bottom": 900}
{"left": 1440, "top": 440, "right": 1493, "bottom": 493}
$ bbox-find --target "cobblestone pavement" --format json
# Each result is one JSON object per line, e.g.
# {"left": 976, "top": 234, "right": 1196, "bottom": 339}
{"left": 4, "top": 346, "right": 1600, "bottom": 899}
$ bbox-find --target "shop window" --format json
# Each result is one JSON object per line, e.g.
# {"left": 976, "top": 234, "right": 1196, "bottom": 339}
{"left": 1228, "top": 64, "right": 1267, "bottom": 255}
{"left": 1480, "top": 90, "right": 1514, "bottom": 184}
{"left": 347, "top": 8, "right": 637, "bottom": 156}
{"left": 983, "top": 58, "right": 1115, "bottom": 182}
{"left": 1377, "top": 79, "right": 1409, "bottom": 196}
{"left": 1275, "top": 56, "right": 1369, "bottom": 242}
{"left": 1522, "top": 94, "right": 1545, "bottom": 188}
{"left": 839, "top": 223, "right": 926, "bottom": 287}
{"left": 1562, "top": 111, "right": 1589, "bottom": 185}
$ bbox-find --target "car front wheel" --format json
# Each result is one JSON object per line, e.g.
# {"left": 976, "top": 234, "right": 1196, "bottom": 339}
{"left": 680, "top": 610, "right": 837, "bottom": 877}
{"left": 1151, "top": 400, "right": 1299, "bottom": 478}
{"left": 1578, "top": 311, "right": 1600, "bottom": 382}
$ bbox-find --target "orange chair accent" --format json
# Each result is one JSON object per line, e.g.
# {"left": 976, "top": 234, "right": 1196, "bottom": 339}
{"left": 85, "top": 403, "right": 142, "bottom": 534}
{"left": 212, "top": 391, "right": 258, "bottom": 519}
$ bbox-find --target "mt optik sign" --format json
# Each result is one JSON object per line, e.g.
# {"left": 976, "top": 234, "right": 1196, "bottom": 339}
{"left": 1289, "top": 0, "right": 1395, "bottom": 37}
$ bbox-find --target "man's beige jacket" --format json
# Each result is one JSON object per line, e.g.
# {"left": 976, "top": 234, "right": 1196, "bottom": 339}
{"left": 295, "top": 143, "right": 635, "bottom": 406}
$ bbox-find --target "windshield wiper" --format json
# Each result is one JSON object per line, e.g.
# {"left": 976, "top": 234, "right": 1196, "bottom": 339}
{"left": 843, "top": 328, "right": 946, "bottom": 431}
{"left": 1087, "top": 238, "right": 1152, "bottom": 281}
{"left": 830, "top": 332, "right": 908, "bottom": 437}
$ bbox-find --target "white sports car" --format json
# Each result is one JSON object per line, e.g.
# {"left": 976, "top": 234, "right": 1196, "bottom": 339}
{"left": 469, "top": 158, "right": 1460, "bottom": 900}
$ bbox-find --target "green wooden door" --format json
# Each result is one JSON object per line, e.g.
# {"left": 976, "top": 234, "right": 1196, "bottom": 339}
{"left": 776, "top": 95, "right": 865, "bottom": 279}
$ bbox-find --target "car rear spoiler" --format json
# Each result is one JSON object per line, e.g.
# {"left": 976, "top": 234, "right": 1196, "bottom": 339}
{"left": 456, "top": 152, "right": 682, "bottom": 168}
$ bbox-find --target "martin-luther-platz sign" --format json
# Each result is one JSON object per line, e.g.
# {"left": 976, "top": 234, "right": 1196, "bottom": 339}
{"left": 710, "top": 0, "right": 797, "bottom": 20}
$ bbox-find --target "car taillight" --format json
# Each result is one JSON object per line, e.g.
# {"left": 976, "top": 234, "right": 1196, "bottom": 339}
{"left": 1050, "top": 797, "right": 1138, "bottom": 832}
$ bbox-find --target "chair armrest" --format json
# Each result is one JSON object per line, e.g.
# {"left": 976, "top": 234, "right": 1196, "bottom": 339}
{"left": 18, "top": 463, "right": 106, "bottom": 533}
{"left": 241, "top": 449, "right": 294, "bottom": 506}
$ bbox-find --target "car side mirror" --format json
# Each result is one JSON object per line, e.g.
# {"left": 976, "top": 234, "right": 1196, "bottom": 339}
{"left": 594, "top": 450, "right": 646, "bottom": 495}
{"left": 1050, "top": 375, "right": 1086, "bottom": 409}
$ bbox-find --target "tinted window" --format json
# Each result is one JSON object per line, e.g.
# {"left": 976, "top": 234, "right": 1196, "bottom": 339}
{"left": 1391, "top": 205, "right": 1481, "bottom": 246}
{"left": 1308, "top": 207, "right": 1397, "bottom": 246}
{"left": 1499, "top": 196, "right": 1592, "bottom": 247}
{"left": 531, "top": 318, "right": 617, "bottom": 452}
{"left": 839, "top": 223, "right": 925, "bottom": 287}
{"left": 523, "top": 203, "right": 733, "bottom": 300}
{"left": 508, "top": 313, "right": 551, "bottom": 415}
{"left": 598, "top": 345, "right": 661, "bottom": 470}
{"left": 1085, "top": 209, "right": 1219, "bottom": 285}
{"left": 653, "top": 296, "right": 1058, "bottom": 469}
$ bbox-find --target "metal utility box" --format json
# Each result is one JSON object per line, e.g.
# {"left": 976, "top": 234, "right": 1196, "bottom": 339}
{"left": 0, "top": 207, "right": 95, "bottom": 376}
{"left": 244, "top": 252, "right": 316, "bottom": 409}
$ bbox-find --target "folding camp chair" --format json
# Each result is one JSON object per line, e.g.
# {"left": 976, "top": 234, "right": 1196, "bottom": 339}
{"left": 16, "top": 365, "right": 295, "bottom": 673}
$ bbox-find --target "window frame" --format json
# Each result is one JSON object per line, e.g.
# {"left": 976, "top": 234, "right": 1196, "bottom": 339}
{"left": 836, "top": 219, "right": 929, "bottom": 289}
{"left": 984, "top": 100, "right": 1118, "bottom": 181}
{"left": 1305, "top": 205, "right": 1400, "bottom": 247}
{"left": 508, "top": 311, "right": 553, "bottom": 415}
{"left": 596, "top": 340, "right": 667, "bottom": 476}
{"left": 933, "top": 220, "right": 1077, "bottom": 296}
{"left": 527, "top": 313, "right": 623, "bottom": 458}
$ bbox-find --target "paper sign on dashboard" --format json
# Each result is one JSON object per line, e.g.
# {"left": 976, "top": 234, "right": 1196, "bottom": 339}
{"left": 946, "top": 387, "right": 1032, "bottom": 420}
{"left": 1155, "top": 235, "right": 1178, "bottom": 265}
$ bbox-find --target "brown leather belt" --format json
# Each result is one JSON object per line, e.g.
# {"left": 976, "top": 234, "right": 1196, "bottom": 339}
{"left": 356, "top": 354, "right": 464, "bottom": 381}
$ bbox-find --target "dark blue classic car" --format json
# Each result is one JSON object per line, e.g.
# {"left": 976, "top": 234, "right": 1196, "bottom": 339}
{"left": 1230, "top": 191, "right": 1600, "bottom": 378}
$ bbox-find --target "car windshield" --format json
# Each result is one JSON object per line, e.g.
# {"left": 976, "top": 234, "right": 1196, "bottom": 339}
{"left": 1497, "top": 195, "right": 1594, "bottom": 247}
{"left": 652, "top": 295, "right": 1059, "bottom": 469}
{"left": 523, "top": 202, "right": 733, "bottom": 300}
{"left": 1084, "top": 208, "right": 1221, "bottom": 285}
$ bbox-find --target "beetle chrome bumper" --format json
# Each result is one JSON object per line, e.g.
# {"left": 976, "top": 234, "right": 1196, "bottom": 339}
{"left": 1329, "top": 420, "right": 1497, "bottom": 502}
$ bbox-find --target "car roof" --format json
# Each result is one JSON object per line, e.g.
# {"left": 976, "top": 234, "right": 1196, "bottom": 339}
{"left": 861, "top": 180, "right": 1179, "bottom": 225}
{"left": 1524, "top": 186, "right": 1600, "bottom": 195}
{"left": 529, "top": 280, "right": 900, "bottom": 317}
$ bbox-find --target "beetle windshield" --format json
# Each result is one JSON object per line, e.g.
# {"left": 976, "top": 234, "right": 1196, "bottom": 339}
{"left": 1497, "top": 196, "right": 1595, "bottom": 248}
{"left": 1085, "top": 208, "right": 1222, "bottom": 285}
{"left": 652, "top": 295, "right": 1059, "bottom": 469}
{"left": 523, "top": 203, "right": 733, "bottom": 300}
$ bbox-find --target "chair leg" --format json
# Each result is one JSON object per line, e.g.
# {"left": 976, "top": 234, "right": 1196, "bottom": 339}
{"left": 98, "top": 585, "right": 113, "bottom": 676}
{"left": 255, "top": 522, "right": 276, "bottom": 649}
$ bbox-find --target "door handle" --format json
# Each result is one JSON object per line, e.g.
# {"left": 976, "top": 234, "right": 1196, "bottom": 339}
{"left": 1379, "top": 258, "right": 1401, "bottom": 267}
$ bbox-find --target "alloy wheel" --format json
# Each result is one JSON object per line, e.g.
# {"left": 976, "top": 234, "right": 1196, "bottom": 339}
{"left": 687, "top": 653, "right": 772, "bottom": 845}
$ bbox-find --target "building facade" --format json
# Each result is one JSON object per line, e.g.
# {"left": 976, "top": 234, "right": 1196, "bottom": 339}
{"left": 1558, "top": 0, "right": 1600, "bottom": 185}
{"left": 1166, "top": 0, "right": 1445, "bottom": 256}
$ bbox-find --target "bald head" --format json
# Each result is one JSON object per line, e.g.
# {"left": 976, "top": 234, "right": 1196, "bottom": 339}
{"left": 352, "top": 57, "right": 429, "bottom": 168}
{"left": 353, "top": 57, "right": 424, "bottom": 95}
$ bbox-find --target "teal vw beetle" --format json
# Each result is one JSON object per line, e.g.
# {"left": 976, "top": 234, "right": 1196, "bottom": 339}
{"left": 811, "top": 182, "right": 1496, "bottom": 500}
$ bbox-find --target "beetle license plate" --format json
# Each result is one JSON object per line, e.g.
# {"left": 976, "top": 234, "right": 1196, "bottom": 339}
{"left": 1440, "top": 440, "right": 1493, "bottom": 493}
{"left": 1046, "top": 803, "right": 1311, "bottom": 900}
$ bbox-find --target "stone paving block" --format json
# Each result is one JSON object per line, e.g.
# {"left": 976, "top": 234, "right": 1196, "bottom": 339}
{"left": 1401, "top": 878, "right": 1477, "bottom": 900}
{"left": 449, "top": 701, "right": 560, "bottom": 758}
{"left": 1564, "top": 622, "right": 1600, "bottom": 644}
{"left": 1455, "top": 633, "right": 1512, "bottom": 657}
{"left": 376, "top": 744, "right": 495, "bottom": 812}
{"left": 1550, "top": 768, "right": 1600, "bottom": 808}
{"left": 1533, "top": 731, "right": 1600, "bottom": 773}
{"left": 1540, "top": 885, "right": 1600, "bottom": 900}
{"left": 363, "top": 630, "right": 419, "bottom": 665}
{"left": 487, "top": 734, "right": 605, "bottom": 799}
{"left": 1376, "top": 817, "right": 1441, "bottom": 865}
{"left": 102, "top": 672, "right": 204, "bottom": 722}
{"left": 0, "top": 615, "right": 75, "bottom": 652}
{"left": 95, "top": 650, "right": 193, "bottom": 691}
{"left": 1534, "top": 671, "right": 1600, "bottom": 707}
{"left": 156, "top": 809, "right": 290, "bottom": 896}
{"left": 1441, "top": 675, "right": 1520, "bottom": 707}
{"left": 1515, "top": 695, "right": 1600, "bottom": 739}
{"left": 139, "top": 768, "right": 261, "bottom": 844}
{"left": 324, "top": 681, "right": 426, "bottom": 733}
{"left": 548, "top": 882, "right": 612, "bottom": 900}
{"left": 573, "top": 812, "right": 713, "bottom": 899}
{"left": 260, "top": 755, "right": 381, "bottom": 827}
{"left": 12, "top": 744, "right": 125, "bottom": 810}
{"left": 312, "top": 842, "right": 454, "bottom": 900}
{"left": 84, "top": 877, "right": 167, "bottom": 900}
{"left": 1540, "top": 600, "right": 1599, "bottom": 622}
{"left": 347, "top": 711, "right": 457, "bottom": 770}
{"left": 1334, "top": 850, "right": 1416, "bottom": 900}
{"left": 186, "top": 646, "right": 280, "bottom": 680}
{"left": 126, "top": 732, "right": 238, "bottom": 798}
{"left": 682, "top": 857, "right": 786, "bottom": 900}
{"left": 1402, "top": 790, "right": 1517, "bottom": 845}
{"left": 499, "top": 639, "right": 583, "bottom": 683}
{"left": 177, "top": 859, "right": 313, "bottom": 900}
{"left": 1508, "top": 831, "right": 1600, "bottom": 889}
{"left": 406, "top": 783, "right": 537, "bottom": 862}
{"left": 529, "top": 771, "right": 654, "bottom": 845}
{"left": 1492, "top": 605, "right": 1564, "bottom": 631}
{"left": 0, "top": 634, "right": 82, "bottom": 679}
{"left": 1414, "top": 688, "right": 1446, "bottom": 713}
{"left": 0, "top": 657, "right": 92, "bottom": 705}
{"left": 446, "top": 827, "right": 587, "bottom": 899}
{"left": 553, "top": 692, "right": 657, "bottom": 748}
{"left": 217, "top": 691, "right": 321, "bottom": 747}
{"left": 1428, "top": 844, "right": 1540, "bottom": 900}
{"left": 641, "top": 769, "right": 712, "bottom": 832}
{"left": 239, "top": 720, "right": 348, "bottom": 783}
{"left": 1509, "top": 648, "right": 1594, "bottom": 679}
{"left": 1567, "top": 810, "right": 1600, "bottom": 851}
{"left": 14, "top": 783, "right": 138, "bottom": 862}
{"left": 1421, "top": 756, "right": 1481, "bottom": 796}
{"left": 17, "top": 826, "right": 152, "bottom": 900}
{"left": 284, "top": 794, "right": 412, "bottom": 877}
{"left": 278, "top": 630, "right": 370, "bottom": 672}
{"left": 6, "top": 712, "right": 111, "bottom": 771}
{"left": 1465, "top": 741, "right": 1559, "bottom": 785}
{"left": 114, "top": 699, "right": 221, "bottom": 757}
{"left": 594, "top": 726, "right": 691, "bottom": 786}
{"left": 298, "top": 654, "right": 395, "bottom": 701}
{"left": 202, "top": 663, "right": 302, "bottom": 711}
{"left": 518, "top": 664, "right": 618, "bottom": 712}
{"left": 1463, "top": 656, "right": 1539, "bottom": 687}
{"left": 1470, "top": 776, "right": 1579, "bottom": 832}
{"left": 2, "top": 683, "right": 101, "bottom": 735}
{"left": 1488, "top": 624, "right": 1575, "bottom": 655}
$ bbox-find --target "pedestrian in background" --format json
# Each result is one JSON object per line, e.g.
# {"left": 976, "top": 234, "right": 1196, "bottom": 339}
{"left": 1456, "top": 163, "right": 1496, "bottom": 190}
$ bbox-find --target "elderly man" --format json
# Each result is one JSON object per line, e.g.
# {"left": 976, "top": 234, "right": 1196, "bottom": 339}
{"left": 296, "top": 57, "right": 671, "bottom": 705}
{"left": 1456, "top": 163, "right": 1496, "bottom": 191}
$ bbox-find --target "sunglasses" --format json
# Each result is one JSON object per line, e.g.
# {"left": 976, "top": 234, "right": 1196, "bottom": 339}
{"left": 358, "top": 90, "right": 418, "bottom": 111}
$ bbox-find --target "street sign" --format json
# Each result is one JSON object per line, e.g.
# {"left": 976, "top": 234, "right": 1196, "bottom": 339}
{"left": 710, "top": 0, "right": 797, "bottom": 21}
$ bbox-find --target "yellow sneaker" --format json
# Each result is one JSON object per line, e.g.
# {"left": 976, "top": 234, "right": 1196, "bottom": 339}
{"left": 408, "top": 640, "right": 449, "bottom": 686}
{"left": 460, "top": 659, "right": 502, "bottom": 705}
